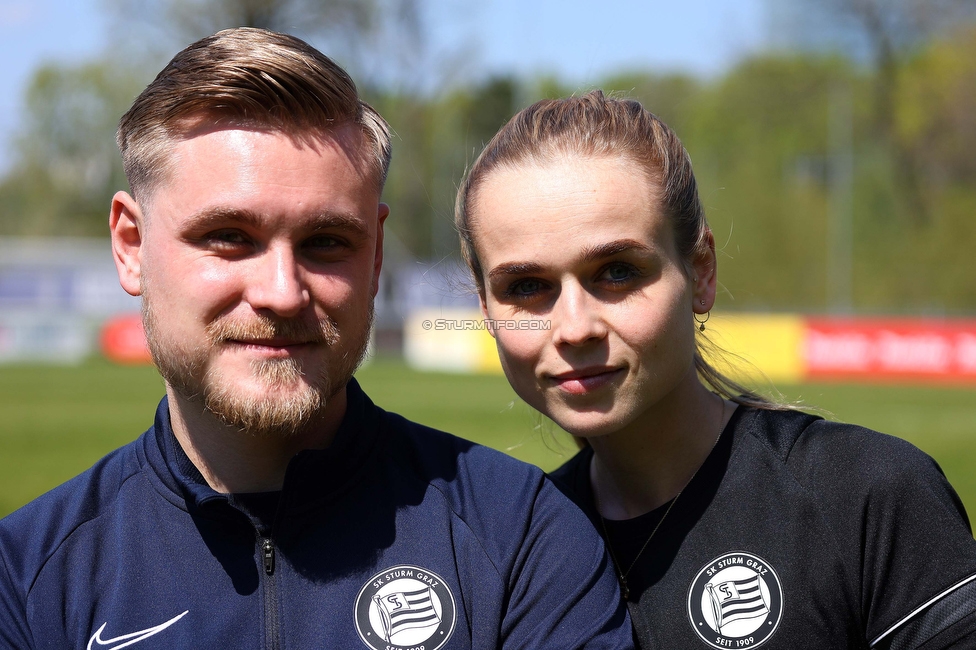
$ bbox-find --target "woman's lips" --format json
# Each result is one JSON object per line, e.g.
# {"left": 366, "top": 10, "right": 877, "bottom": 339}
{"left": 548, "top": 367, "right": 623, "bottom": 395}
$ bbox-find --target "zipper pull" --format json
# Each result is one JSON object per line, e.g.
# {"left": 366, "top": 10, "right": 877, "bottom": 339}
{"left": 262, "top": 538, "right": 276, "bottom": 576}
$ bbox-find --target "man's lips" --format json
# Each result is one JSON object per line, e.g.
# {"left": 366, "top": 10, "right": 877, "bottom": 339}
{"left": 547, "top": 367, "right": 623, "bottom": 395}
{"left": 225, "top": 338, "right": 318, "bottom": 357}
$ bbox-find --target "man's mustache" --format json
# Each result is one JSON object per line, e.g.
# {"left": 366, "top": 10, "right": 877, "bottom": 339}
{"left": 205, "top": 315, "right": 340, "bottom": 346}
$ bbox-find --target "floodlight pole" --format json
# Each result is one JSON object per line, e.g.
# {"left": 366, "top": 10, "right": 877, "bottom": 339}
{"left": 827, "top": 83, "right": 854, "bottom": 314}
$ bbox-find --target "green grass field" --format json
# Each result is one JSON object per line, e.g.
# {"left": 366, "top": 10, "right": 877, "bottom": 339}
{"left": 1, "top": 357, "right": 975, "bottom": 520}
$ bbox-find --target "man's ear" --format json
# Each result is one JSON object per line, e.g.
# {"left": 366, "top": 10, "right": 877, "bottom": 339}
{"left": 692, "top": 228, "right": 717, "bottom": 313}
{"left": 110, "top": 191, "right": 145, "bottom": 297}
{"left": 371, "top": 202, "right": 390, "bottom": 297}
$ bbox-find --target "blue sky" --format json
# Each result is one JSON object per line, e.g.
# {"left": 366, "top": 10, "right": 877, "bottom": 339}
{"left": 0, "top": 0, "right": 767, "bottom": 172}
{"left": 427, "top": 0, "right": 766, "bottom": 81}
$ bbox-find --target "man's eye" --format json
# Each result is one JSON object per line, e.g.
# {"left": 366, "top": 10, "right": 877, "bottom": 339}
{"left": 207, "top": 231, "right": 251, "bottom": 250}
{"left": 306, "top": 235, "right": 342, "bottom": 249}
{"left": 303, "top": 235, "right": 349, "bottom": 261}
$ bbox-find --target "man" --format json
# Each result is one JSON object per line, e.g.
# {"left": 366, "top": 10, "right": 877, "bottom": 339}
{"left": 0, "top": 29, "right": 632, "bottom": 648}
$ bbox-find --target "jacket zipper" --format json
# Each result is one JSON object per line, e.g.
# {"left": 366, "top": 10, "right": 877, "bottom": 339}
{"left": 263, "top": 538, "right": 276, "bottom": 575}
{"left": 260, "top": 534, "right": 280, "bottom": 650}
{"left": 260, "top": 467, "right": 289, "bottom": 650}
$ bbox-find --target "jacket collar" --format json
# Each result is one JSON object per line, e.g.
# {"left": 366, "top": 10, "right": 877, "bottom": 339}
{"left": 140, "top": 377, "right": 383, "bottom": 516}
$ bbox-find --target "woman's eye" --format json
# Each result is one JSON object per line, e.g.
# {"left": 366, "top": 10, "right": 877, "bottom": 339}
{"left": 600, "top": 263, "right": 637, "bottom": 284}
{"left": 506, "top": 278, "right": 544, "bottom": 298}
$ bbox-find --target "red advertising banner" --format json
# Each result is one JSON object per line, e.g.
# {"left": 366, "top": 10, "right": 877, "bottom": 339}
{"left": 100, "top": 313, "right": 153, "bottom": 365}
{"left": 804, "top": 318, "right": 976, "bottom": 383}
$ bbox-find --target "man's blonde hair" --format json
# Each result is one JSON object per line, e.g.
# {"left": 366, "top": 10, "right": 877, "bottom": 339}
{"left": 117, "top": 27, "right": 392, "bottom": 201}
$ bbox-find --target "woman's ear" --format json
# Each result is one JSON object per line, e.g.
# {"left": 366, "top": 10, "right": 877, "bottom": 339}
{"left": 478, "top": 291, "right": 496, "bottom": 339}
{"left": 692, "top": 228, "right": 717, "bottom": 314}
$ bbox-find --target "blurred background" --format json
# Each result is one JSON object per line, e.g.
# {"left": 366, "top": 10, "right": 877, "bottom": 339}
{"left": 2, "top": 0, "right": 976, "bottom": 517}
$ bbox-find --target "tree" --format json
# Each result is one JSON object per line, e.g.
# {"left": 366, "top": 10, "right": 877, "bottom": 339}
{"left": 773, "top": 0, "right": 976, "bottom": 222}
{"left": 0, "top": 0, "right": 435, "bottom": 237}
{"left": 104, "top": 0, "right": 425, "bottom": 89}
{"left": 897, "top": 25, "right": 976, "bottom": 185}
{"left": 0, "top": 60, "right": 145, "bottom": 235}
{"left": 838, "top": 0, "right": 976, "bottom": 222}
{"left": 371, "top": 76, "right": 524, "bottom": 259}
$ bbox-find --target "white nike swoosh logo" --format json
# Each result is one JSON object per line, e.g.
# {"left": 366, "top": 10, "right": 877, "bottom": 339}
{"left": 87, "top": 611, "right": 189, "bottom": 650}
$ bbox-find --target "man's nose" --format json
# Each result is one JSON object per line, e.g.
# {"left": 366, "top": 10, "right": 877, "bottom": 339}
{"left": 244, "top": 245, "right": 310, "bottom": 317}
{"left": 551, "top": 283, "right": 608, "bottom": 347}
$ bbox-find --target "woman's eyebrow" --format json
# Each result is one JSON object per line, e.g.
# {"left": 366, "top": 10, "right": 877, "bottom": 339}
{"left": 487, "top": 239, "right": 652, "bottom": 280}
{"left": 487, "top": 262, "right": 544, "bottom": 280}
{"left": 579, "top": 239, "right": 651, "bottom": 264}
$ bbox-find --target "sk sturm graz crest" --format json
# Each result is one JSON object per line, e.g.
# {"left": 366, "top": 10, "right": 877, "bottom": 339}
{"left": 355, "top": 565, "right": 456, "bottom": 650}
{"left": 687, "top": 552, "right": 783, "bottom": 649}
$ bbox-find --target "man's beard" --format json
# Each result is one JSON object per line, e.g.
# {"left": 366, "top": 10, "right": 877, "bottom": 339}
{"left": 142, "top": 299, "right": 372, "bottom": 437}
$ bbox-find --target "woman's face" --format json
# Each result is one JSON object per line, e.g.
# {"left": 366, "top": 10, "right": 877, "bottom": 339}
{"left": 471, "top": 154, "right": 715, "bottom": 438}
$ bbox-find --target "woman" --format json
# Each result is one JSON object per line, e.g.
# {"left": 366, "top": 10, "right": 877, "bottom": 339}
{"left": 455, "top": 90, "right": 976, "bottom": 649}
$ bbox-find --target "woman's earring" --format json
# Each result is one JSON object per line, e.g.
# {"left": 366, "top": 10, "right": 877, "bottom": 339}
{"left": 694, "top": 308, "right": 710, "bottom": 332}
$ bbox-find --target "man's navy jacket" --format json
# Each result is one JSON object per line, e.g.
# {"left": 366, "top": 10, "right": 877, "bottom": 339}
{"left": 0, "top": 379, "right": 632, "bottom": 649}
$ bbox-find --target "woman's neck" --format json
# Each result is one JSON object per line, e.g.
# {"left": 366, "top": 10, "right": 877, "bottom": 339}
{"left": 588, "top": 371, "right": 735, "bottom": 520}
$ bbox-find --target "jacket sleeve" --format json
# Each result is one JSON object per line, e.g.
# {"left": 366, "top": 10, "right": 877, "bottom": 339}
{"left": 793, "top": 421, "right": 976, "bottom": 648}
{"left": 874, "top": 577, "right": 976, "bottom": 649}
{"left": 500, "top": 476, "right": 634, "bottom": 650}
{"left": 0, "top": 541, "right": 34, "bottom": 649}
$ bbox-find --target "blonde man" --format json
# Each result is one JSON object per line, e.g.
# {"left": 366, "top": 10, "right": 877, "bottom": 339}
{"left": 0, "top": 29, "right": 632, "bottom": 649}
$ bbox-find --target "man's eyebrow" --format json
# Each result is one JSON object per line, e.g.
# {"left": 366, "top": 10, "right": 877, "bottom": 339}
{"left": 303, "top": 212, "right": 370, "bottom": 237}
{"left": 184, "top": 207, "right": 369, "bottom": 237}
{"left": 579, "top": 239, "right": 652, "bottom": 263}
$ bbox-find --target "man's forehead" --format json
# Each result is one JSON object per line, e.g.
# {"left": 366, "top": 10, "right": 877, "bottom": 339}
{"left": 145, "top": 120, "right": 376, "bottom": 196}
{"left": 140, "top": 120, "right": 372, "bottom": 196}
{"left": 176, "top": 119, "right": 368, "bottom": 161}
{"left": 139, "top": 123, "right": 380, "bottom": 229}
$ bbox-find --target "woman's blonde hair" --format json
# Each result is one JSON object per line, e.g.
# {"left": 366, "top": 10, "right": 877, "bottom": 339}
{"left": 455, "top": 90, "right": 781, "bottom": 411}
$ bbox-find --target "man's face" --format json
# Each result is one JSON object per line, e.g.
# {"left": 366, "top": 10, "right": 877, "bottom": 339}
{"left": 124, "top": 124, "right": 386, "bottom": 434}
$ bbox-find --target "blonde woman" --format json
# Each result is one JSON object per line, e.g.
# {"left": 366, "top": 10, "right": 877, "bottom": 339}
{"left": 455, "top": 90, "right": 976, "bottom": 649}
